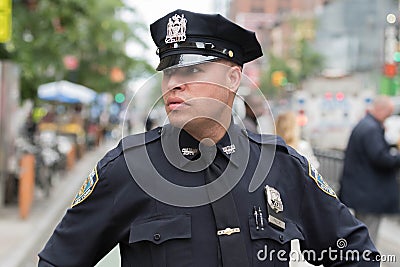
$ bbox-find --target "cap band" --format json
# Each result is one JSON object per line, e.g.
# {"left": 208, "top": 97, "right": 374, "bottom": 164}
{"left": 157, "top": 41, "right": 235, "bottom": 59}
{"left": 157, "top": 54, "right": 218, "bottom": 71}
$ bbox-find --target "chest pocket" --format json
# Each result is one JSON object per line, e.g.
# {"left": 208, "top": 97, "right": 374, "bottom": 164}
{"left": 248, "top": 216, "right": 304, "bottom": 267}
{"left": 129, "top": 214, "right": 193, "bottom": 267}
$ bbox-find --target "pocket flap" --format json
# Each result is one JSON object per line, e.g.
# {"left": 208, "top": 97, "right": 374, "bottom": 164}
{"left": 130, "top": 214, "right": 191, "bottom": 245}
{"left": 249, "top": 216, "right": 304, "bottom": 244}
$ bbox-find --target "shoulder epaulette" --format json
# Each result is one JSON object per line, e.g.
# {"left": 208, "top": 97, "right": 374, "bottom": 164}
{"left": 286, "top": 145, "right": 307, "bottom": 166}
{"left": 97, "top": 127, "right": 162, "bottom": 171}
{"left": 245, "top": 130, "right": 288, "bottom": 152}
{"left": 245, "top": 129, "right": 309, "bottom": 165}
{"left": 121, "top": 127, "right": 162, "bottom": 151}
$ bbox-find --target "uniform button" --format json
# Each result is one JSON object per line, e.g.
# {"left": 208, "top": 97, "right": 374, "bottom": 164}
{"left": 279, "top": 235, "right": 284, "bottom": 242}
{"left": 153, "top": 233, "right": 161, "bottom": 241}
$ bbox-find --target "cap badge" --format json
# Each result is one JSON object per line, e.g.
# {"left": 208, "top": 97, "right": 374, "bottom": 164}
{"left": 165, "top": 14, "right": 187, "bottom": 44}
{"left": 265, "top": 185, "right": 283, "bottom": 213}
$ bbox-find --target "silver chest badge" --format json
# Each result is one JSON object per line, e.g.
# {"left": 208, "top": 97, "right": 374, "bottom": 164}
{"left": 265, "top": 185, "right": 285, "bottom": 230}
{"left": 265, "top": 185, "right": 283, "bottom": 213}
{"left": 165, "top": 14, "right": 187, "bottom": 44}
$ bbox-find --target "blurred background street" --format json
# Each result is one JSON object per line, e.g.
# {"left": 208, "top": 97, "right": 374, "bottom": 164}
{"left": 1, "top": 0, "right": 400, "bottom": 266}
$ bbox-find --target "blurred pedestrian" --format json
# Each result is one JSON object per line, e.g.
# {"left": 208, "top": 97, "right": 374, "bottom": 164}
{"left": 38, "top": 9, "right": 378, "bottom": 266}
{"left": 145, "top": 116, "right": 156, "bottom": 131}
{"left": 24, "top": 111, "right": 38, "bottom": 144}
{"left": 340, "top": 95, "right": 400, "bottom": 243}
{"left": 275, "top": 110, "right": 321, "bottom": 267}
{"left": 242, "top": 94, "right": 265, "bottom": 133}
{"left": 275, "top": 111, "right": 320, "bottom": 169}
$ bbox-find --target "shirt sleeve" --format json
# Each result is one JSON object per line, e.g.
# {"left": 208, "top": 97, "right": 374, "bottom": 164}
{"left": 362, "top": 124, "right": 400, "bottom": 170}
{"left": 298, "top": 162, "right": 380, "bottom": 266}
{"left": 38, "top": 161, "right": 120, "bottom": 267}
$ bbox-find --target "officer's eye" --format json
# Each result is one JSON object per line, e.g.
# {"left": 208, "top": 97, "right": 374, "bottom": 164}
{"left": 184, "top": 66, "right": 201, "bottom": 74}
{"left": 163, "top": 68, "right": 177, "bottom": 77}
{"left": 163, "top": 66, "right": 202, "bottom": 77}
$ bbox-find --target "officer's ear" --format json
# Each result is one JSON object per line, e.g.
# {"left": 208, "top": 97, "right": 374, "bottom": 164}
{"left": 226, "top": 65, "right": 241, "bottom": 93}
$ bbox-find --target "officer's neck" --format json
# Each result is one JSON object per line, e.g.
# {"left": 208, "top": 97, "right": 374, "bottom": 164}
{"left": 183, "top": 116, "right": 231, "bottom": 145}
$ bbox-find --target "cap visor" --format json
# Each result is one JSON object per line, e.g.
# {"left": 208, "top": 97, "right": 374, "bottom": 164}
{"left": 156, "top": 54, "right": 218, "bottom": 71}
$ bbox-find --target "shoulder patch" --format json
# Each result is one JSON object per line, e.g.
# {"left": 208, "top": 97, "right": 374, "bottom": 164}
{"left": 71, "top": 166, "right": 99, "bottom": 207}
{"left": 308, "top": 162, "right": 337, "bottom": 198}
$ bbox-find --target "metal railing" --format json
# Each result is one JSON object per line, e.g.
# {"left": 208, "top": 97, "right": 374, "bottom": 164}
{"left": 313, "top": 148, "right": 345, "bottom": 192}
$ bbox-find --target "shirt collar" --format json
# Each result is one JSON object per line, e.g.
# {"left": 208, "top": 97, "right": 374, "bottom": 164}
{"left": 179, "top": 128, "right": 200, "bottom": 160}
{"left": 215, "top": 123, "right": 242, "bottom": 167}
{"left": 161, "top": 123, "right": 244, "bottom": 168}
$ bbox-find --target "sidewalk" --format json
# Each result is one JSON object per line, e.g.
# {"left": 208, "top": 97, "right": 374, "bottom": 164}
{"left": 0, "top": 140, "right": 116, "bottom": 267}
{"left": 377, "top": 216, "right": 400, "bottom": 267}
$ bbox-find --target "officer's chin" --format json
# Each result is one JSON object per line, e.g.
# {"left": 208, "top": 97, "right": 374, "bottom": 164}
{"left": 167, "top": 114, "right": 205, "bottom": 131}
{"left": 166, "top": 112, "right": 189, "bottom": 129}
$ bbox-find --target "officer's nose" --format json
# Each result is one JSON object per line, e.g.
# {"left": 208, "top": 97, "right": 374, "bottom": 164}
{"left": 162, "top": 70, "right": 187, "bottom": 92}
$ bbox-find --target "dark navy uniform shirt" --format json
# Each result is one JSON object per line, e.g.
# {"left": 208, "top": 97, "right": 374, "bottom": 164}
{"left": 38, "top": 124, "right": 379, "bottom": 266}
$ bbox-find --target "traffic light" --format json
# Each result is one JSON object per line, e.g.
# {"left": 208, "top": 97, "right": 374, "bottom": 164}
{"left": 0, "top": 0, "right": 11, "bottom": 42}
{"left": 271, "top": 71, "right": 287, "bottom": 87}
{"left": 394, "top": 51, "right": 400, "bottom": 63}
{"left": 383, "top": 63, "right": 397, "bottom": 78}
{"left": 114, "top": 93, "right": 125, "bottom": 104}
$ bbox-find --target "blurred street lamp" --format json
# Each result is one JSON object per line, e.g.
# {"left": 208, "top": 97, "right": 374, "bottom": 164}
{"left": 384, "top": 15, "right": 397, "bottom": 64}
{"left": 386, "top": 13, "right": 397, "bottom": 24}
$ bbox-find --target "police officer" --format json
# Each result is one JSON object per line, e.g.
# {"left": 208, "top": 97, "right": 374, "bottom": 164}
{"left": 38, "top": 10, "right": 379, "bottom": 266}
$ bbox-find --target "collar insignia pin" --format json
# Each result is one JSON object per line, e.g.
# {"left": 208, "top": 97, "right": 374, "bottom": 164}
{"left": 222, "top": 144, "right": 236, "bottom": 155}
{"left": 181, "top": 147, "right": 198, "bottom": 156}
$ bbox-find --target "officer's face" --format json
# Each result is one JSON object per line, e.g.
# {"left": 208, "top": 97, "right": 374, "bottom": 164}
{"left": 161, "top": 61, "right": 240, "bottom": 130}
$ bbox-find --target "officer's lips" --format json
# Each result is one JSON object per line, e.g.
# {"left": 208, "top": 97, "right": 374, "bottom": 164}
{"left": 166, "top": 97, "right": 188, "bottom": 111}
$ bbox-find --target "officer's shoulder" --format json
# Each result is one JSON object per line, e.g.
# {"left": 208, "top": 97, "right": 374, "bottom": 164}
{"left": 97, "top": 127, "right": 162, "bottom": 171}
{"left": 245, "top": 129, "right": 308, "bottom": 165}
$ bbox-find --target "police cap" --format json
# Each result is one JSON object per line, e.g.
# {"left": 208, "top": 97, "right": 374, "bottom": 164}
{"left": 150, "top": 9, "right": 263, "bottom": 71}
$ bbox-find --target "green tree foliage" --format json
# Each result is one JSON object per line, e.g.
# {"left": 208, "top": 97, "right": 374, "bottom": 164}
{"left": 259, "top": 53, "right": 298, "bottom": 97}
{"left": 259, "top": 18, "right": 323, "bottom": 98}
{"left": 1, "top": 0, "right": 153, "bottom": 101}
{"left": 294, "top": 38, "right": 324, "bottom": 81}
